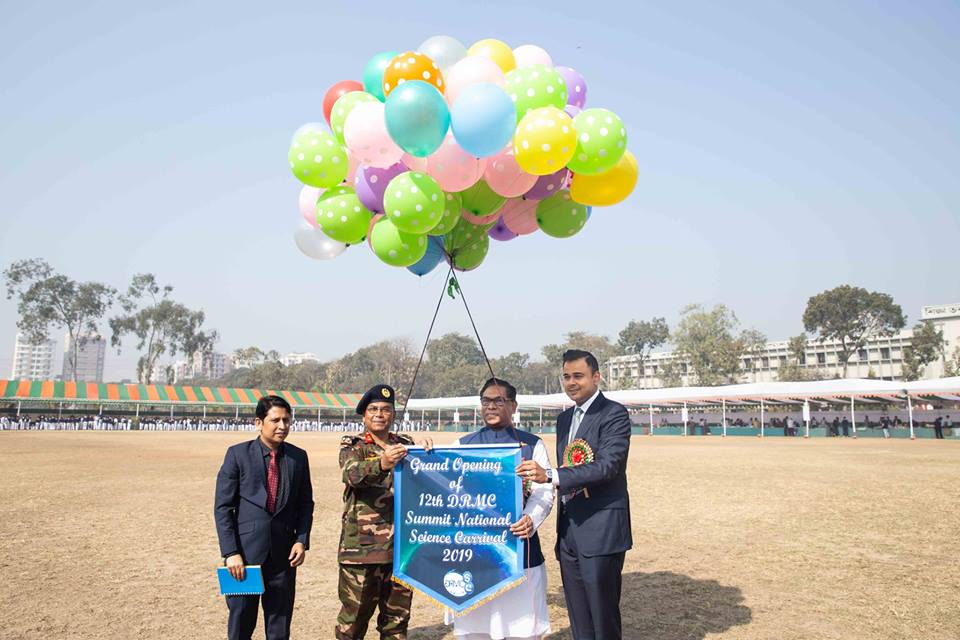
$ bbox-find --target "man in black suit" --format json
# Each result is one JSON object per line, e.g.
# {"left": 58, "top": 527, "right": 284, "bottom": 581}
{"left": 215, "top": 395, "right": 315, "bottom": 640}
{"left": 517, "top": 349, "right": 633, "bottom": 639}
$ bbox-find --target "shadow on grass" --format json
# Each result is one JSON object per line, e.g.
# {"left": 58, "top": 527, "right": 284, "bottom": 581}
{"left": 545, "top": 571, "right": 752, "bottom": 640}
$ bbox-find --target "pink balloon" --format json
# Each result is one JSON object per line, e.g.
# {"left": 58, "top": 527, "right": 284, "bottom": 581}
{"left": 402, "top": 153, "right": 428, "bottom": 173}
{"left": 462, "top": 210, "right": 500, "bottom": 225}
{"left": 344, "top": 151, "right": 361, "bottom": 184}
{"left": 512, "top": 44, "right": 552, "bottom": 68}
{"left": 299, "top": 186, "right": 322, "bottom": 227}
{"left": 343, "top": 101, "right": 404, "bottom": 169}
{"left": 426, "top": 135, "right": 486, "bottom": 192}
{"left": 500, "top": 198, "right": 539, "bottom": 235}
{"left": 484, "top": 146, "right": 538, "bottom": 197}
{"left": 444, "top": 56, "right": 505, "bottom": 106}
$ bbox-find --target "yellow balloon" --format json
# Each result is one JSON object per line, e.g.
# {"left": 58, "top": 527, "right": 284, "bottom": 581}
{"left": 467, "top": 38, "right": 516, "bottom": 74}
{"left": 570, "top": 150, "right": 638, "bottom": 206}
{"left": 513, "top": 107, "right": 577, "bottom": 176}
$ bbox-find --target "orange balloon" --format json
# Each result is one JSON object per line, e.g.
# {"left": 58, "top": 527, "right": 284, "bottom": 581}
{"left": 382, "top": 51, "right": 444, "bottom": 97}
{"left": 570, "top": 150, "right": 638, "bottom": 206}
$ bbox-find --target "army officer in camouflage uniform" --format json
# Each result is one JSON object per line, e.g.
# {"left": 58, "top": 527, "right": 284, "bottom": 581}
{"left": 337, "top": 384, "right": 415, "bottom": 639}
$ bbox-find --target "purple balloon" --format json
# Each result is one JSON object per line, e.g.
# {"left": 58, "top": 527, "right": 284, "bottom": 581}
{"left": 564, "top": 104, "right": 581, "bottom": 119}
{"left": 354, "top": 162, "right": 406, "bottom": 213}
{"left": 488, "top": 217, "right": 518, "bottom": 242}
{"left": 555, "top": 66, "right": 587, "bottom": 109}
{"left": 524, "top": 169, "right": 569, "bottom": 201}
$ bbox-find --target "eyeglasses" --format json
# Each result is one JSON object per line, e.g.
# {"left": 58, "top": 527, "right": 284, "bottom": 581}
{"left": 365, "top": 407, "right": 394, "bottom": 415}
{"left": 480, "top": 397, "right": 510, "bottom": 407}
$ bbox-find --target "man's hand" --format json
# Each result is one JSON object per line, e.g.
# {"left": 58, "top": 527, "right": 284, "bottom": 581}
{"left": 417, "top": 437, "right": 434, "bottom": 452}
{"left": 509, "top": 514, "right": 534, "bottom": 539}
{"left": 380, "top": 444, "right": 408, "bottom": 470}
{"left": 516, "top": 460, "right": 548, "bottom": 483}
{"left": 288, "top": 542, "right": 306, "bottom": 567}
{"left": 225, "top": 554, "right": 245, "bottom": 581}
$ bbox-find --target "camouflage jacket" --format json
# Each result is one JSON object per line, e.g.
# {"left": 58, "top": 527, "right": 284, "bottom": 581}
{"left": 338, "top": 431, "right": 414, "bottom": 564}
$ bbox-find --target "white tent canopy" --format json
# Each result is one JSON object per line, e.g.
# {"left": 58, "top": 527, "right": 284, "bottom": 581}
{"left": 405, "top": 377, "right": 960, "bottom": 411}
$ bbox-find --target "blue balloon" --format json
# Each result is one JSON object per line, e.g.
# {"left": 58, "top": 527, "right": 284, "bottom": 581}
{"left": 407, "top": 237, "right": 447, "bottom": 276}
{"left": 363, "top": 51, "right": 397, "bottom": 102}
{"left": 450, "top": 83, "right": 516, "bottom": 158}
{"left": 384, "top": 81, "right": 450, "bottom": 157}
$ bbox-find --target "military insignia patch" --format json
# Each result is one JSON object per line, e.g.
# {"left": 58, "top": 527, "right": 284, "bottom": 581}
{"left": 381, "top": 388, "right": 391, "bottom": 398}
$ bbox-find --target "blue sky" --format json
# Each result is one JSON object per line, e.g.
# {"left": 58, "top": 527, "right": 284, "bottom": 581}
{"left": 1, "top": 1, "right": 958, "bottom": 381}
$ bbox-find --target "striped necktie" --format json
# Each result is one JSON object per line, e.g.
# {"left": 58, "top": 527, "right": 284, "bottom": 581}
{"left": 568, "top": 407, "right": 584, "bottom": 444}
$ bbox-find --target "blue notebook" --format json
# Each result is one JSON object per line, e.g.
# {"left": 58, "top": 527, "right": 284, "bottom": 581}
{"left": 217, "top": 565, "right": 264, "bottom": 596}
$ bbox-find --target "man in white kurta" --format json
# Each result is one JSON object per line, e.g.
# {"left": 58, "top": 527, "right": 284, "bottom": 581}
{"left": 444, "top": 377, "right": 554, "bottom": 640}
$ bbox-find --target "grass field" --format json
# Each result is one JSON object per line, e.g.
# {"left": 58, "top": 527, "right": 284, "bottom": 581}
{"left": 1, "top": 431, "right": 957, "bottom": 639}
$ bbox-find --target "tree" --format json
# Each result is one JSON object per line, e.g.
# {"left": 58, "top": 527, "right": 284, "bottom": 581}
{"left": 656, "top": 359, "right": 684, "bottom": 388}
{"left": 616, "top": 317, "right": 669, "bottom": 387}
{"left": 109, "top": 274, "right": 218, "bottom": 384}
{"left": 778, "top": 333, "right": 812, "bottom": 381}
{"left": 426, "top": 333, "right": 484, "bottom": 369}
{"left": 326, "top": 339, "right": 418, "bottom": 398}
{"left": 802, "top": 285, "right": 905, "bottom": 378}
{"left": 740, "top": 328, "right": 768, "bottom": 377}
{"left": 670, "top": 304, "right": 763, "bottom": 386}
{"left": 542, "top": 330, "right": 616, "bottom": 390}
{"left": 944, "top": 347, "right": 960, "bottom": 377}
{"left": 3, "top": 258, "right": 116, "bottom": 380}
{"left": 901, "top": 321, "right": 945, "bottom": 381}
{"left": 232, "top": 346, "right": 266, "bottom": 368}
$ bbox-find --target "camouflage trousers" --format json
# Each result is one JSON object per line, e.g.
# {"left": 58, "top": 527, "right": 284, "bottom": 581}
{"left": 336, "top": 563, "right": 413, "bottom": 639}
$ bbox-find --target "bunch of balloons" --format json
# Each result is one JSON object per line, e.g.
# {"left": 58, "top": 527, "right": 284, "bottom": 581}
{"left": 289, "top": 36, "right": 639, "bottom": 274}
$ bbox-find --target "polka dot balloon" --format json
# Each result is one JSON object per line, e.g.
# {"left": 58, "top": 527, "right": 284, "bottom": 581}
{"left": 567, "top": 108, "right": 627, "bottom": 176}
{"left": 504, "top": 64, "right": 567, "bottom": 122}
{"left": 330, "top": 91, "right": 378, "bottom": 144}
{"left": 513, "top": 106, "right": 577, "bottom": 176}
{"left": 369, "top": 218, "right": 429, "bottom": 267}
{"left": 381, "top": 171, "right": 445, "bottom": 234}
{"left": 535, "top": 189, "right": 589, "bottom": 238}
{"left": 288, "top": 125, "right": 349, "bottom": 189}
{"left": 444, "top": 218, "right": 490, "bottom": 252}
{"left": 451, "top": 233, "right": 489, "bottom": 271}
{"left": 382, "top": 51, "right": 444, "bottom": 98}
{"left": 314, "top": 186, "right": 373, "bottom": 245}
{"left": 430, "top": 191, "right": 463, "bottom": 236}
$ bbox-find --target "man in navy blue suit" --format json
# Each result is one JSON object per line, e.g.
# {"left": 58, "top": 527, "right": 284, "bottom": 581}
{"left": 214, "top": 395, "right": 315, "bottom": 640}
{"left": 517, "top": 349, "right": 632, "bottom": 639}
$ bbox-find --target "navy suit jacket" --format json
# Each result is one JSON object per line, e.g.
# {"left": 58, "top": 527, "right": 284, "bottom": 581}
{"left": 555, "top": 392, "right": 633, "bottom": 557}
{"left": 214, "top": 439, "right": 314, "bottom": 565}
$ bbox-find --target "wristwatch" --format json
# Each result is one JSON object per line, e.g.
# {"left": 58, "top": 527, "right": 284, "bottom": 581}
{"left": 545, "top": 468, "right": 554, "bottom": 484}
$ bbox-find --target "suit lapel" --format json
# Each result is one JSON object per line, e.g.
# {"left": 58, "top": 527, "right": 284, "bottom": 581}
{"left": 574, "top": 393, "right": 606, "bottom": 444}
{"left": 278, "top": 449, "right": 294, "bottom": 513}
{"left": 249, "top": 439, "right": 268, "bottom": 510}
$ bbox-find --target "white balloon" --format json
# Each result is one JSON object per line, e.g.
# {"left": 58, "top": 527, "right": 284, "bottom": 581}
{"left": 418, "top": 35, "right": 468, "bottom": 77}
{"left": 512, "top": 44, "right": 552, "bottom": 68}
{"left": 294, "top": 220, "right": 347, "bottom": 260}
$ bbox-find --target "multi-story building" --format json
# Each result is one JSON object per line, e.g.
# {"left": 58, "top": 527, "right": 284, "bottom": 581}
{"left": 280, "top": 352, "right": 320, "bottom": 367}
{"left": 62, "top": 335, "right": 106, "bottom": 382}
{"left": 172, "top": 351, "right": 233, "bottom": 383}
{"left": 10, "top": 332, "right": 56, "bottom": 380}
{"left": 608, "top": 302, "right": 960, "bottom": 388}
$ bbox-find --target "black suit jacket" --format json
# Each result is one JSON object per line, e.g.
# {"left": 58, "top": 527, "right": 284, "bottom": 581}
{"left": 555, "top": 392, "right": 633, "bottom": 557}
{"left": 214, "top": 439, "right": 314, "bottom": 565}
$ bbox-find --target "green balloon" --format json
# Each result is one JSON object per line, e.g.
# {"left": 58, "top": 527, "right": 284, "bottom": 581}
{"left": 444, "top": 219, "right": 488, "bottom": 252}
{"left": 289, "top": 125, "right": 349, "bottom": 188}
{"left": 430, "top": 191, "right": 463, "bottom": 236}
{"left": 504, "top": 64, "right": 568, "bottom": 122}
{"left": 459, "top": 180, "right": 506, "bottom": 217}
{"left": 452, "top": 235, "right": 489, "bottom": 272}
{"left": 369, "top": 218, "right": 430, "bottom": 267}
{"left": 536, "top": 189, "right": 589, "bottom": 238}
{"left": 567, "top": 108, "right": 628, "bottom": 175}
{"left": 329, "top": 91, "right": 377, "bottom": 144}
{"left": 315, "top": 186, "right": 372, "bottom": 244}
{"left": 382, "top": 172, "right": 445, "bottom": 234}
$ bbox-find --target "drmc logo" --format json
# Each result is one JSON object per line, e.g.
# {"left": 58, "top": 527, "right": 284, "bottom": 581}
{"left": 443, "top": 571, "right": 474, "bottom": 597}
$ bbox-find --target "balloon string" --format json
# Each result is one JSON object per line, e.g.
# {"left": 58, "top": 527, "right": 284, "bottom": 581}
{"left": 399, "top": 261, "right": 453, "bottom": 423}
{"left": 452, "top": 271, "right": 538, "bottom": 630}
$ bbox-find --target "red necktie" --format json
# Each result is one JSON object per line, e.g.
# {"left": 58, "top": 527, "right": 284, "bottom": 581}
{"left": 266, "top": 450, "right": 279, "bottom": 513}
